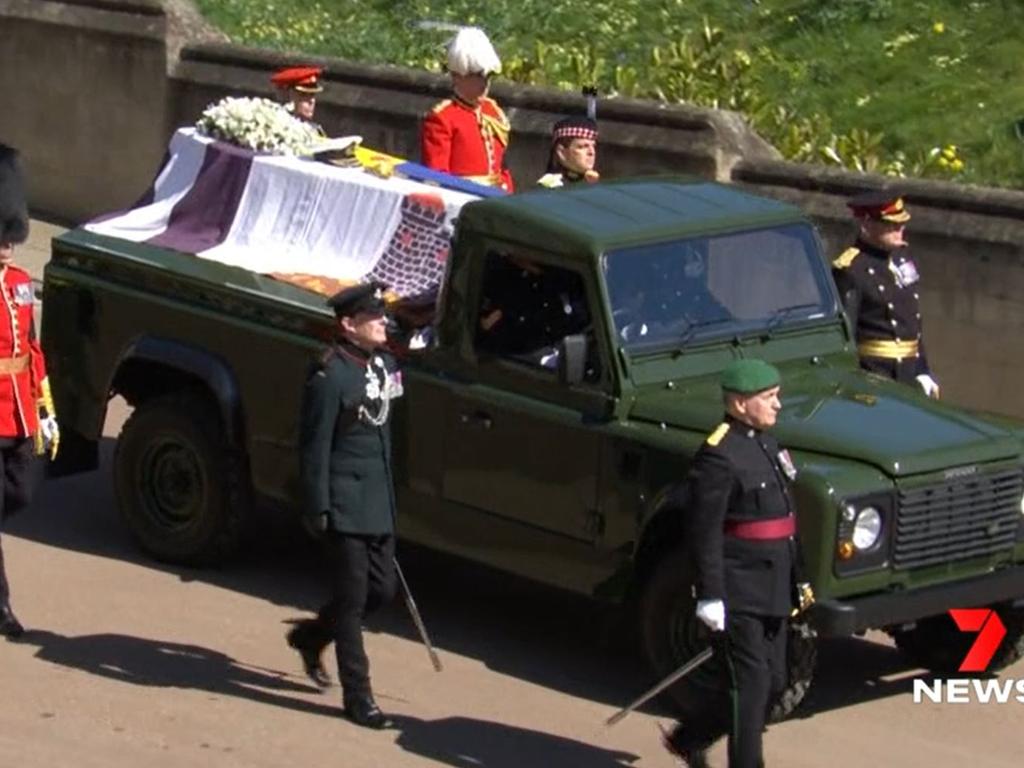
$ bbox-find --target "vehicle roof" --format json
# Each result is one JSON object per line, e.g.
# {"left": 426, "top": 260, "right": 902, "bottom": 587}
{"left": 457, "top": 177, "right": 808, "bottom": 254}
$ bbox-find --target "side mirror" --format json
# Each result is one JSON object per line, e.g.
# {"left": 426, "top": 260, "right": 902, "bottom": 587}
{"left": 558, "top": 334, "right": 587, "bottom": 386}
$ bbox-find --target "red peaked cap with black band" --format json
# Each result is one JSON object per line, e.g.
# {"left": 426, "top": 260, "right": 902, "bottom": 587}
{"left": 270, "top": 66, "right": 324, "bottom": 93}
{"left": 551, "top": 116, "right": 598, "bottom": 144}
{"left": 847, "top": 190, "right": 911, "bottom": 224}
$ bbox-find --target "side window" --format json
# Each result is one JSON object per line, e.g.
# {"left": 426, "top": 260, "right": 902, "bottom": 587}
{"left": 474, "top": 250, "right": 600, "bottom": 380}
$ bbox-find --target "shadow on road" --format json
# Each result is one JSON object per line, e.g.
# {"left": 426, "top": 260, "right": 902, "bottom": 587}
{"left": 392, "top": 714, "right": 640, "bottom": 767}
{"left": 17, "top": 628, "right": 339, "bottom": 718}
{"left": 8, "top": 437, "right": 931, "bottom": 721}
{"left": 14, "top": 629, "right": 645, "bottom": 767}
{"left": 10, "top": 437, "right": 655, "bottom": 715}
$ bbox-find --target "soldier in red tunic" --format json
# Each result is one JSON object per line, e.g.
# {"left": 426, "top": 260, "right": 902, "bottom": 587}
{"left": 420, "top": 27, "right": 514, "bottom": 192}
{"left": 0, "top": 144, "right": 59, "bottom": 638}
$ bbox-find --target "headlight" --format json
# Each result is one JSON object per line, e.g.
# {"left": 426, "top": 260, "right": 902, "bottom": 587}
{"left": 852, "top": 506, "right": 883, "bottom": 550}
{"left": 836, "top": 494, "right": 893, "bottom": 575}
{"left": 1019, "top": 492, "right": 1024, "bottom": 517}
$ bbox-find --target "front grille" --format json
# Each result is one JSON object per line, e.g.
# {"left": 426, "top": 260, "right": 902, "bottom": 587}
{"left": 894, "top": 468, "right": 1023, "bottom": 570}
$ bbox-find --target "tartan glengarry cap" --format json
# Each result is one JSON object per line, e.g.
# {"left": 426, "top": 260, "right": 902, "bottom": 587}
{"left": 270, "top": 66, "right": 324, "bottom": 94}
{"left": 847, "top": 190, "right": 911, "bottom": 223}
{"left": 326, "top": 281, "right": 388, "bottom": 318}
{"left": 552, "top": 116, "right": 598, "bottom": 143}
{"left": 721, "top": 359, "right": 781, "bottom": 394}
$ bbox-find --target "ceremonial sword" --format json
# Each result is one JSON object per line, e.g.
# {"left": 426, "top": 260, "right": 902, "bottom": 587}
{"left": 393, "top": 557, "right": 443, "bottom": 672}
{"left": 605, "top": 645, "right": 715, "bottom": 727}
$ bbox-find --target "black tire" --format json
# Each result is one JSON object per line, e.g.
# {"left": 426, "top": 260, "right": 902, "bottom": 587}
{"left": 892, "top": 602, "right": 1024, "bottom": 673}
{"left": 114, "top": 391, "right": 249, "bottom": 565}
{"left": 639, "top": 546, "right": 816, "bottom": 721}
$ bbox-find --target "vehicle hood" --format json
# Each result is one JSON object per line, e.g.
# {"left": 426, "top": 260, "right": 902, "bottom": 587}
{"left": 629, "top": 367, "right": 1022, "bottom": 477}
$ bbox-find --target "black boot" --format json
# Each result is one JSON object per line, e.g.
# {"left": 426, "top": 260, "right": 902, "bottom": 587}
{"left": 0, "top": 602, "right": 24, "bottom": 639}
{"left": 343, "top": 693, "right": 393, "bottom": 730}
{"left": 286, "top": 620, "right": 331, "bottom": 689}
{"left": 659, "top": 723, "right": 710, "bottom": 768}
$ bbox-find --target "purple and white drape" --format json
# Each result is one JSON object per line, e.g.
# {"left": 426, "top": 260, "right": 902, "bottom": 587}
{"left": 86, "top": 129, "right": 478, "bottom": 300}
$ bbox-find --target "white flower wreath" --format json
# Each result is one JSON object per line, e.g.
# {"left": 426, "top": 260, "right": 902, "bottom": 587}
{"left": 195, "top": 96, "right": 320, "bottom": 156}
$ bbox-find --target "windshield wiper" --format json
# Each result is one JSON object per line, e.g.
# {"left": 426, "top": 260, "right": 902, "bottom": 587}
{"left": 678, "top": 315, "right": 735, "bottom": 347}
{"left": 764, "top": 303, "right": 821, "bottom": 338}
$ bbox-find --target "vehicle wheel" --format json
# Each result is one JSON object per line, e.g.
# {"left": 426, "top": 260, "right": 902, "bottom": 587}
{"left": 639, "top": 546, "right": 816, "bottom": 721}
{"left": 892, "top": 602, "right": 1024, "bottom": 673}
{"left": 114, "top": 391, "right": 249, "bottom": 565}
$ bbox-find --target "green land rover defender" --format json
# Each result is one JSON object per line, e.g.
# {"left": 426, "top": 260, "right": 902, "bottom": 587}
{"left": 42, "top": 179, "right": 1024, "bottom": 715}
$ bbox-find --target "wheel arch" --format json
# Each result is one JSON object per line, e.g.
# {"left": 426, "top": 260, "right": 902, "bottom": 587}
{"left": 110, "top": 336, "right": 246, "bottom": 451}
{"left": 632, "top": 483, "right": 690, "bottom": 596}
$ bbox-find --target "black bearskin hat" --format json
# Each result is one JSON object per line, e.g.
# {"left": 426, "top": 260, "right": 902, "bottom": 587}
{"left": 0, "top": 144, "right": 30, "bottom": 245}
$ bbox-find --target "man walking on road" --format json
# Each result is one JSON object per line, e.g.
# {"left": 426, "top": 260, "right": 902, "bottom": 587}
{"left": 663, "top": 359, "right": 808, "bottom": 768}
{"left": 287, "top": 281, "right": 404, "bottom": 729}
{"left": 0, "top": 143, "right": 60, "bottom": 639}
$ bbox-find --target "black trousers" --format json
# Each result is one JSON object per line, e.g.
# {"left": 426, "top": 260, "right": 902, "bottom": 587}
{"left": 0, "top": 438, "right": 35, "bottom": 606}
{"left": 311, "top": 533, "right": 396, "bottom": 698}
{"left": 672, "top": 613, "right": 787, "bottom": 768}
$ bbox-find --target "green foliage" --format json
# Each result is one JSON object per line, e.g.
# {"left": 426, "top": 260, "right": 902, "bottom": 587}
{"left": 194, "top": 0, "right": 1024, "bottom": 187}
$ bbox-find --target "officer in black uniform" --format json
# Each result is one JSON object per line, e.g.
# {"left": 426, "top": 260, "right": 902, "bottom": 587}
{"left": 663, "top": 359, "right": 811, "bottom": 768}
{"left": 832, "top": 191, "right": 939, "bottom": 397}
{"left": 286, "top": 281, "right": 403, "bottom": 729}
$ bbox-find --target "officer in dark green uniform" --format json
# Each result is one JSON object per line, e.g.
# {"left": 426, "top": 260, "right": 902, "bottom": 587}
{"left": 286, "top": 281, "right": 403, "bottom": 730}
{"left": 663, "top": 359, "right": 811, "bottom": 768}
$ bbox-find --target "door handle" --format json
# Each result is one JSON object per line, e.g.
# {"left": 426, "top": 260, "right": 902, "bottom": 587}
{"left": 459, "top": 411, "right": 493, "bottom": 430}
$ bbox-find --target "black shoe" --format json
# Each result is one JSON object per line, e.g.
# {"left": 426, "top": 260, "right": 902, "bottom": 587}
{"left": 0, "top": 603, "right": 24, "bottom": 639}
{"left": 659, "top": 723, "right": 710, "bottom": 768}
{"left": 286, "top": 621, "right": 331, "bottom": 689}
{"left": 344, "top": 695, "right": 394, "bottom": 730}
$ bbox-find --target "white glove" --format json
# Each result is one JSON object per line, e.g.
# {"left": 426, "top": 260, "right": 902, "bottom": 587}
{"left": 915, "top": 374, "right": 940, "bottom": 399}
{"left": 40, "top": 415, "right": 60, "bottom": 459}
{"left": 695, "top": 599, "right": 726, "bottom": 632}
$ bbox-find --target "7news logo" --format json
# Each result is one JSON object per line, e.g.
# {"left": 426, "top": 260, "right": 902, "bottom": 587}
{"left": 913, "top": 608, "right": 1024, "bottom": 704}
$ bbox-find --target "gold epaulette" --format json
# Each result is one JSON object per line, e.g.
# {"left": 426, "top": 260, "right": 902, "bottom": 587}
{"left": 832, "top": 247, "right": 860, "bottom": 270}
{"left": 431, "top": 99, "right": 453, "bottom": 114}
{"left": 706, "top": 422, "right": 730, "bottom": 447}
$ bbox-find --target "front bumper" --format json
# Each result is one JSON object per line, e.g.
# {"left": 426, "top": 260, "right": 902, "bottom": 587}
{"left": 810, "top": 564, "right": 1024, "bottom": 636}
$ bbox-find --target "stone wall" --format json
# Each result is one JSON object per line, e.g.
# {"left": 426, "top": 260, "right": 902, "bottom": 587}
{"left": 0, "top": 0, "right": 169, "bottom": 221}
{"left": 3, "top": 0, "right": 1024, "bottom": 416}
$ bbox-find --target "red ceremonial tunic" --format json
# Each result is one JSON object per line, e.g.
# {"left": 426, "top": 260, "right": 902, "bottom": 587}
{"left": 421, "top": 96, "right": 514, "bottom": 192}
{"left": 0, "top": 264, "right": 45, "bottom": 438}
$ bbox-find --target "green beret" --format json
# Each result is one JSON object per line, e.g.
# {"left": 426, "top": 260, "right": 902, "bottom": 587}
{"left": 721, "top": 359, "right": 780, "bottom": 394}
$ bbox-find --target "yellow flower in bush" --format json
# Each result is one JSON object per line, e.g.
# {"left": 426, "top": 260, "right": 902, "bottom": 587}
{"left": 933, "top": 21, "right": 945, "bottom": 34}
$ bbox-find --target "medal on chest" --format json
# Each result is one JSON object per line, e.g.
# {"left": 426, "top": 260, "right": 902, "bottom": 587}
{"left": 777, "top": 449, "right": 798, "bottom": 481}
{"left": 12, "top": 282, "right": 33, "bottom": 307}
{"left": 357, "top": 356, "right": 404, "bottom": 426}
{"left": 889, "top": 257, "right": 920, "bottom": 289}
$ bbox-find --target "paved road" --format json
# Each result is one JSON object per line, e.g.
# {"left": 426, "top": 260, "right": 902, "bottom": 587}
{"left": 2, "top": 220, "right": 1022, "bottom": 767}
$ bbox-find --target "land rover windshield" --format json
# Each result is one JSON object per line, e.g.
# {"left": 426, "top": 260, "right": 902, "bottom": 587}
{"left": 602, "top": 223, "right": 838, "bottom": 352}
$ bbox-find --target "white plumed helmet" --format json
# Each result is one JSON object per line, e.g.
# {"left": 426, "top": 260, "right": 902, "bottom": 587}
{"left": 446, "top": 27, "right": 501, "bottom": 76}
